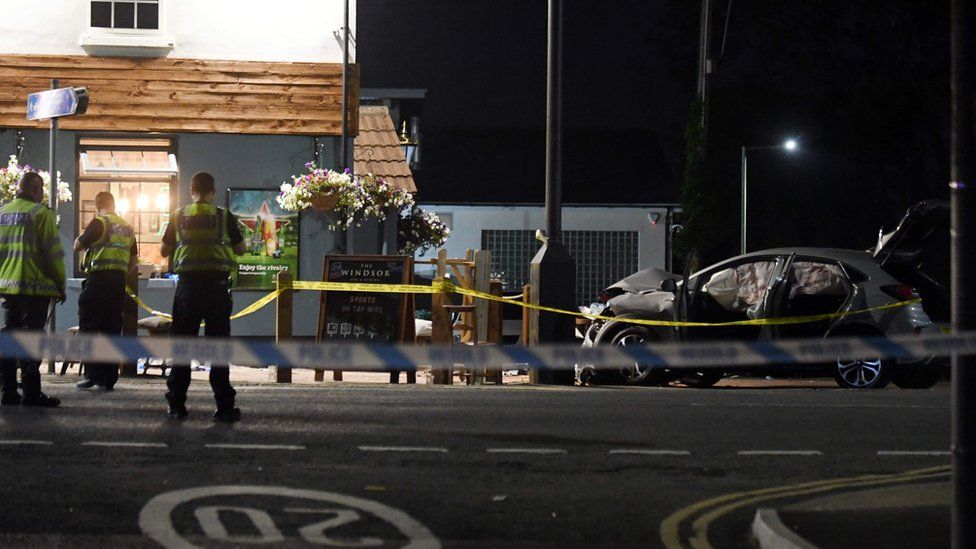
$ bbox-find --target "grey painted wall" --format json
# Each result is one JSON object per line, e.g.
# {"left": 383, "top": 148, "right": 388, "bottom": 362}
{"left": 2, "top": 129, "right": 383, "bottom": 337}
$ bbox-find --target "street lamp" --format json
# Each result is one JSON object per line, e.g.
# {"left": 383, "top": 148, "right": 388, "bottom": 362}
{"left": 740, "top": 138, "right": 799, "bottom": 254}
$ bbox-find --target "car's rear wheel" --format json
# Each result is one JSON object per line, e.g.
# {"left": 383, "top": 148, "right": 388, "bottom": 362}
{"left": 833, "top": 356, "right": 890, "bottom": 389}
{"left": 679, "top": 370, "right": 723, "bottom": 388}
{"left": 890, "top": 363, "right": 941, "bottom": 389}
{"left": 609, "top": 325, "right": 668, "bottom": 386}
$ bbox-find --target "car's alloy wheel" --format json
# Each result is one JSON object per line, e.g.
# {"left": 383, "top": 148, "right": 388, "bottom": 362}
{"left": 834, "top": 357, "right": 890, "bottom": 388}
{"left": 610, "top": 326, "right": 666, "bottom": 386}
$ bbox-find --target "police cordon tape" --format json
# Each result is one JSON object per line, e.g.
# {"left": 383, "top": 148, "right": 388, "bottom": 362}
{"left": 0, "top": 330, "right": 972, "bottom": 372}
{"left": 125, "top": 279, "right": 922, "bottom": 328}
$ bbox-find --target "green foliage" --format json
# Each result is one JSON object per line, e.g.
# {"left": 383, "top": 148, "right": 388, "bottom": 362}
{"left": 675, "top": 98, "right": 706, "bottom": 272}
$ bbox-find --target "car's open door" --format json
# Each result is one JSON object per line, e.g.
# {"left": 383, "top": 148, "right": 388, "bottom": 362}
{"left": 761, "top": 253, "right": 796, "bottom": 341}
{"left": 672, "top": 251, "right": 696, "bottom": 342}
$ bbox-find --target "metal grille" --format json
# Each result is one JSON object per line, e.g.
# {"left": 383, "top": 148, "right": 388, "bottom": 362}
{"left": 481, "top": 230, "right": 639, "bottom": 304}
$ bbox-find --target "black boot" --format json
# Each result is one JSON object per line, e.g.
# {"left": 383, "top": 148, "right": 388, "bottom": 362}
{"left": 21, "top": 393, "right": 60, "bottom": 408}
{"left": 0, "top": 390, "right": 21, "bottom": 406}
{"left": 213, "top": 407, "right": 241, "bottom": 423}
{"left": 165, "top": 392, "right": 188, "bottom": 419}
{"left": 76, "top": 378, "right": 97, "bottom": 390}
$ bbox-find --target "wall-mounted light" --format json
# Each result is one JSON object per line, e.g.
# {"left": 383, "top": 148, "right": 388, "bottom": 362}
{"left": 136, "top": 194, "right": 149, "bottom": 211}
{"left": 648, "top": 212, "right": 662, "bottom": 225}
{"left": 400, "top": 118, "right": 422, "bottom": 170}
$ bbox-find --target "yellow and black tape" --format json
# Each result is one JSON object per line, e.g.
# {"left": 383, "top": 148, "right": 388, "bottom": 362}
{"left": 123, "top": 279, "right": 920, "bottom": 329}
{"left": 125, "top": 287, "right": 281, "bottom": 321}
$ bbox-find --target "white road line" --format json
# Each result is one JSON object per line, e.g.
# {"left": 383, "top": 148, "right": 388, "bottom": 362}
{"left": 608, "top": 449, "right": 691, "bottom": 456}
{"left": 737, "top": 450, "right": 823, "bottom": 456}
{"left": 877, "top": 450, "right": 951, "bottom": 457}
{"left": 358, "top": 446, "right": 449, "bottom": 453}
{"left": 82, "top": 441, "right": 167, "bottom": 448}
{"left": 486, "top": 448, "right": 567, "bottom": 455}
{"left": 690, "top": 403, "right": 947, "bottom": 409}
{"left": 0, "top": 440, "right": 53, "bottom": 446}
{"left": 204, "top": 444, "right": 306, "bottom": 451}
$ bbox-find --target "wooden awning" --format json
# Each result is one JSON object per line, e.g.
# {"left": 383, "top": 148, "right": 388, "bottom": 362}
{"left": 0, "top": 54, "right": 358, "bottom": 135}
{"left": 354, "top": 106, "right": 417, "bottom": 192}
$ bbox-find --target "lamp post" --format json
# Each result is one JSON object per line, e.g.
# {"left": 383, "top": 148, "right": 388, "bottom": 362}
{"left": 740, "top": 138, "right": 798, "bottom": 255}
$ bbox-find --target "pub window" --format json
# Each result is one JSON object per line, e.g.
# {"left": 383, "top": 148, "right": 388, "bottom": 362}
{"left": 76, "top": 137, "right": 178, "bottom": 278}
{"left": 90, "top": 0, "right": 160, "bottom": 31}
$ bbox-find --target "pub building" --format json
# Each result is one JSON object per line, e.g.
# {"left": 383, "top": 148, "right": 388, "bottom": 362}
{"left": 0, "top": 0, "right": 414, "bottom": 338}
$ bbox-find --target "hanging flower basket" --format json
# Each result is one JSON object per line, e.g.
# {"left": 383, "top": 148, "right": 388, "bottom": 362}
{"left": 310, "top": 191, "right": 339, "bottom": 211}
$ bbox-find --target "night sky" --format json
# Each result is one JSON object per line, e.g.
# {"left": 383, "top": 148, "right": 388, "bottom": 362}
{"left": 359, "top": 1, "right": 949, "bottom": 263}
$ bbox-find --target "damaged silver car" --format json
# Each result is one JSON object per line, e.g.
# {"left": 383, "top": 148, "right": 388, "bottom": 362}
{"left": 579, "top": 200, "right": 948, "bottom": 390}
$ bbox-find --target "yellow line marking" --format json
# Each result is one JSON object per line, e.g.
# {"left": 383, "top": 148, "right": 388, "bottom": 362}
{"left": 659, "top": 465, "right": 949, "bottom": 549}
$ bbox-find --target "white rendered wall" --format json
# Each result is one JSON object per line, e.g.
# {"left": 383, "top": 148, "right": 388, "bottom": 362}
{"left": 0, "top": 0, "right": 355, "bottom": 63}
{"left": 415, "top": 205, "right": 671, "bottom": 271}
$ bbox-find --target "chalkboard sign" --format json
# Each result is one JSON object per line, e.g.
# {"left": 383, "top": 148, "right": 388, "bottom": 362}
{"left": 317, "top": 255, "right": 413, "bottom": 344}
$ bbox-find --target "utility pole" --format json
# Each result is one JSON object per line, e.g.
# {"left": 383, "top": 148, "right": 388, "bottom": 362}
{"left": 340, "top": 0, "right": 354, "bottom": 254}
{"left": 951, "top": 0, "right": 975, "bottom": 547}
{"left": 696, "top": 0, "right": 712, "bottom": 138}
{"left": 529, "top": 0, "right": 575, "bottom": 385}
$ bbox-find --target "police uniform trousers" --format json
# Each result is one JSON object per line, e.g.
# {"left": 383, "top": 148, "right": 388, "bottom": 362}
{"left": 165, "top": 274, "right": 236, "bottom": 409}
{"left": 78, "top": 271, "right": 126, "bottom": 388}
{"left": 0, "top": 294, "right": 51, "bottom": 399}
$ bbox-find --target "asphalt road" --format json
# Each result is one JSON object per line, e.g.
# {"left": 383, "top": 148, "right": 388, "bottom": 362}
{"left": 0, "top": 377, "right": 951, "bottom": 548}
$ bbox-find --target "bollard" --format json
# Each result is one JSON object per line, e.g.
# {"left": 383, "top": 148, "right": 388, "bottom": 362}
{"left": 274, "top": 271, "right": 293, "bottom": 383}
{"left": 430, "top": 249, "right": 453, "bottom": 384}
{"left": 485, "top": 278, "right": 504, "bottom": 384}
{"left": 521, "top": 284, "right": 532, "bottom": 346}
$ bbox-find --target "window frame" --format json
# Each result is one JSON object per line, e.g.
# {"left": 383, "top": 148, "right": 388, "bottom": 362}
{"left": 88, "top": 0, "right": 164, "bottom": 36}
{"left": 74, "top": 133, "right": 179, "bottom": 278}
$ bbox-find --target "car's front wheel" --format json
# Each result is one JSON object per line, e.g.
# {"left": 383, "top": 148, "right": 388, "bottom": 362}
{"left": 833, "top": 356, "right": 890, "bottom": 389}
{"left": 609, "top": 325, "right": 668, "bottom": 386}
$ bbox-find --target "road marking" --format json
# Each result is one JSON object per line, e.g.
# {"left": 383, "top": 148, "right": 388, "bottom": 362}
{"left": 659, "top": 465, "right": 950, "bottom": 549}
{"left": 358, "top": 446, "right": 449, "bottom": 453}
{"left": 204, "top": 444, "right": 305, "bottom": 451}
{"left": 690, "top": 402, "right": 947, "bottom": 409}
{"left": 486, "top": 448, "right": 566, "bottom": 455}
{"left": 139, "top": 485, "right": 441, "bottom": 549}
{"left": 0, "top": 440, "right": 53, "bottom": 446}
{"left": 878, "top": 450, "right": 951, "bottom": 457}
{"left": 737, "top": 450, "right": 823, "bottom": 456}
{"left": 82, "top": 441, "right": 167, "bottom": 448}
{"left": 608, "top": 449, "right": 691, "bottom": 456}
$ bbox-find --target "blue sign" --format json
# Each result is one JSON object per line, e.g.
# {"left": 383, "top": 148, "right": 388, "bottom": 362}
{"left": 26, "top": 87, "right": 89, "bottom": 121}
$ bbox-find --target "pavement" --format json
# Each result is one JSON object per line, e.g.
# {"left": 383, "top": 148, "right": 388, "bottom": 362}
{"left": 753, "top": 479, "right": 950, "bottom": 549}
{"left": 0, "top": 368, "right": 952, "bottom": 548}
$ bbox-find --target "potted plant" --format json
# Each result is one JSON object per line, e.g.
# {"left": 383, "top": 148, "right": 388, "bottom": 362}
{"left": 0, "top": 155, "right": 72, "bottom": 207}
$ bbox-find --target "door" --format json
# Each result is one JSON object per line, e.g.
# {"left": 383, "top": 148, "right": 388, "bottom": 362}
{"left": 767, "top": 257, "right": 854, "bottom": 340}
{"left": 680, "top": 256, "right": 783, "bottom": 342}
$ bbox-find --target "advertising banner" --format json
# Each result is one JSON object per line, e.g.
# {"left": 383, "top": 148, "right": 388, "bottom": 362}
{"left": 228, "top": 188, "right": 299, "bottom": 290}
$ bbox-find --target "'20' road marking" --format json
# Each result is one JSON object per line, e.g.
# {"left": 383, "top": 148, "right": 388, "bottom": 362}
{"left": 139, "top": 485, "right": 440, "bottom": 548}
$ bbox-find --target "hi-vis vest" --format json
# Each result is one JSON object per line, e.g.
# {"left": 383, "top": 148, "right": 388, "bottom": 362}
{"left": 83, "top": 212, "right": 134, "bottom": 273}
{"left": 0, "top": 197, "right": 66, "bottom": 297}
{"left": 171, "top": 203, "right": 236, "bottom": 273}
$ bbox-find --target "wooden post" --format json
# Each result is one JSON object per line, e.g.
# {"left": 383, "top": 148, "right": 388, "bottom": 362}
{"left": 474, "top": 250, "right": 491, "bottom": 344}
{"left": 274, "top": 271, "right": 293, "bottom": 383}
{"left": 486, "top": 279, "right": 504, "bottom": 384}
{"left": 430, "top": 249, "right": 453, "bottom": 384}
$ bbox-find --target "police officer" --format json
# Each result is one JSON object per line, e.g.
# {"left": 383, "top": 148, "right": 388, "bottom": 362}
{"left": 73, "top": 191, "right": 137, "bottom": 390}
{"left": 160, "top": 172, "right": 245, "bottom": 422}
{"left": 0, "top": 172, "right": 65, "bottom": 407}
